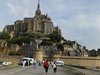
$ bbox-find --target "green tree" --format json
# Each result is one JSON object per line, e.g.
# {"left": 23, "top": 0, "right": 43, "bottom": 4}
{"left": 48, "top": 33, "right": 62, "bottom": 43}
{"left": 89, "top": 49, "right": 98, "bottom": 57}
{"left": 40, "top": 39, "right": 53, "bottom": 45}
{"left": 56, "top": 43, "right": 64, "bottom": 51}
{"left": 9, "top": 33, "right": 36, "bottom": 45}
{"left": 0, "top": 32, "right": 10, "bottom": 40}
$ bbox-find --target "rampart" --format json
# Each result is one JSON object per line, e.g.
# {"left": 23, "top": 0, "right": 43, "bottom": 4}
{"left": 44, "top": 55, "right": 100, "bottom": 68}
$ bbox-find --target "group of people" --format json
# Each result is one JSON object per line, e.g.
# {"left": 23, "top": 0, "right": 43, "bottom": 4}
{"left": 22, "top": 59, "right": 57, "bottom": 75}
{"left": 43, "top": 60, "right": 57, "bottom": 75}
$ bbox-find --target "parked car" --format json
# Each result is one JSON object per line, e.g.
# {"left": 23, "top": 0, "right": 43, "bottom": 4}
{"left": 21, "top": 57, "right": 34, "bottom": 66}
{"left": 3, "top": 61, "right": 12, "bottom": 66}
{"left": 56, "top": 61, "right": 64, "bottom": 66}
{"left": 0, "top": 61, "right": 12, "bottom": 66}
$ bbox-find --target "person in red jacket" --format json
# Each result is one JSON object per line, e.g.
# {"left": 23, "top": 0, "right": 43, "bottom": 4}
{"left": 43, "top": 60, "right": 49, "bottom": 75}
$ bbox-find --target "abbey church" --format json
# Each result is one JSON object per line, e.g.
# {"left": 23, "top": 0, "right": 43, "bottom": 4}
{"left": 3, "top": 1, "right": 60, "bottom": 35}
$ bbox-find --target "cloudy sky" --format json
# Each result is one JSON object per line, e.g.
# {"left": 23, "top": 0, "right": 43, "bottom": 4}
{"left": 0, "top": 0, "right": 100, "bottom": 50}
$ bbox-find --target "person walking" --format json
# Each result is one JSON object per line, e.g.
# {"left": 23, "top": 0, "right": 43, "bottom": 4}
{"left": 22, "top": 60, "right": 26, "bottom": 67}
{"left": 52, "top": 61, "right": 57, "bottom": 74}
{"left": 38, "top": 60, "right": 41, "bottom": 66}
{"left": 33, "top": 59, "right": 36, "bottom": 69}
{"left": 43, "top": 60, "right": 49, "bottom": 75}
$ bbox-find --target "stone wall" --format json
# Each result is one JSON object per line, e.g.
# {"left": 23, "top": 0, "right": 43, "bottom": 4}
{"left": 44, "top": 55, "right": 100, "bottom": 68}
{"left": 60, "top": 56, "right": 100, "bottom": 68}
{"left": 35, "top": 51, "right": 44, "bottom": 61}
{"left": 20, "top": 46, "right": 100, "bottom": 68}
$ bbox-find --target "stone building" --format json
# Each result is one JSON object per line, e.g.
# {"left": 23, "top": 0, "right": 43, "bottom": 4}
{"left": 71, "top": 41, "right": 82, "bottom": 50}
{"left": 40, "top": 45, "right": 59, "bottom": 55}
{"left": 81, "top": 46, "right": 88, "bottom": 57}
{"left": 0, "top": 39, "right": 7, "bottom": 48}
{"left": 21, "top": 42, "right": 37, "bottom": 57}
{"left": 3, "top": 1, "right": 58, "bottom": 35}
{"left": 0, "top": 39, "right": 8, "bottom": 55}
{"left": 62, "top": 40, "right": 83, "bottom": 56}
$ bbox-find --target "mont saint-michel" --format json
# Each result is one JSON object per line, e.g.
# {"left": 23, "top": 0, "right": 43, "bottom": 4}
{"left": 0, "top": 1, "right": 100, "bottom": 75}
{"left": 1, "top": 0, "right": 85, "bottom": 57}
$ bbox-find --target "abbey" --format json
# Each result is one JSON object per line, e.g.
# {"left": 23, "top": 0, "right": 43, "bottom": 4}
{"left": 3, "top": 1, "right": 60, "bottom": 35}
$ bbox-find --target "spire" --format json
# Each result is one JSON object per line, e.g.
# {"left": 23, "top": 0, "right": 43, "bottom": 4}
{"left": 37, "top": 0, "right": 40, "bottom": 9}
{"left": 35, "top": 0, "right": 41, "bottom": 15}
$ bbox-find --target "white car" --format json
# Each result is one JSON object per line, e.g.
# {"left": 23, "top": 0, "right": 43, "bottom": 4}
{"left": 0, "top": 61, "right": 12, "bottom": 66}
{"left": 21, "top": 57, "right": 34, "bottom": 65}
{"left": 56, "top": 61, "right": 64, "bottom": 66}
{"left": 3, "top": 62, "right": 12, "bottom": 66}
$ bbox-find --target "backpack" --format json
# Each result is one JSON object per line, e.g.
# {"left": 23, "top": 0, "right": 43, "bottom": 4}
{"left": 43, "top": 62, "right": 49, "bottom": 68}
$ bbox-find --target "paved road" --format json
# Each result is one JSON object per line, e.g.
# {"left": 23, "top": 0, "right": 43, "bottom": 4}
{"left": 12, "top": 66, "right": 67, "bottom": 75}
{"left": 0, "top": 65, "right": 100, "bottom": 75}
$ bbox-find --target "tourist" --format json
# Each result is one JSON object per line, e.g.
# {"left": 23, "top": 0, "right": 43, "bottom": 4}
{"left": 33, "top": 59, "right": 36, "bottom": 69}
{"left": 52, "top": 61, "right": 57, "bottom": 74}
{"left": 38, "top": 60, "right": 41, "bottom": 66}
{"left": 50, "top": 61, "right": 53, "bottom": 67}
{"left": 22, "top": 61, "right": 26, "bottom": 67}
{"left": 43, "top": 60, "right": 49, "bottom": 75}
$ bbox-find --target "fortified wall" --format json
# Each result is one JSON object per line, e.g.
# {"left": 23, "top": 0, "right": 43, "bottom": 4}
{"left": 43, "top": 55, "right": 100, "bottom": 68}
{"left": 60, "top": 56, "right": 100, "bottom": 68}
